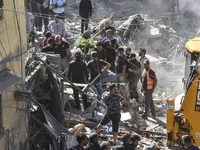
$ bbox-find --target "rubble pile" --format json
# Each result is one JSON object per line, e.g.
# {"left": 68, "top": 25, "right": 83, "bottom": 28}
{"left": 27, "top": 0, "right": 200, "bottom": 149}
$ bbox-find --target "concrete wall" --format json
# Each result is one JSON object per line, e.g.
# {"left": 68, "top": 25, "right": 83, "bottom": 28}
{"left": 0, "top": 0, "right": 28, "bottom": 149}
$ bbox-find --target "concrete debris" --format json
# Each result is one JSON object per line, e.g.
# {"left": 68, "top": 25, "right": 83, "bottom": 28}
{"left": 25, "top": 0, "right": 200, "bottom": 149}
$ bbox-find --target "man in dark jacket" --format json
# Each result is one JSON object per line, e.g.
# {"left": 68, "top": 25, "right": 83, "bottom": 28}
{"left": 69, "top": 133, "right": 88, "bottom": 150}
{"left": 79, "top": 0, "right": 92, "bottom": 33}
{"left": 68, "top": 51, "right": 89, "bottom": 110}
{"left": 128, "top": 53, "right": 141, "bottom": 101}
{"left": 87, "top": 51, "right": 111, "bottom": 100}
{"left": 84, "top": 134, "right": 100, "bottom": 150}
{"left": 116, "top": 134, "right": 133, "bottom": 150}
{"left": 54, "top": 35, "right": 70, "bottom": 77}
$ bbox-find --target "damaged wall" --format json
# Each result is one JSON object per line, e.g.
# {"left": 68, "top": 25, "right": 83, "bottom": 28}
{"left": 0, "top": 0, "right": 28, "bottom": 149}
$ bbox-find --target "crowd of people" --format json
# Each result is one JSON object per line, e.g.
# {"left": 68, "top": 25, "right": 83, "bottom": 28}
{"left": 69, "top": 133, "right": 141, "bottom": 150}
{"left": 24, "top": 0, "right": 175, "bottom": 150}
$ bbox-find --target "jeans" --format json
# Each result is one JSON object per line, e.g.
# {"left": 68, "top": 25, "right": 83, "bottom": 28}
{"left": 144, "top": 90, "right": 156, "bottom": 117}
{"left": 94, "top": 82, "right": 102, "bottom": 100}
{"left": 102, "top": 74, "right": 117, "bottom": 83}
{"left": 81, "top": 18, "right": 89, "bottom": 33}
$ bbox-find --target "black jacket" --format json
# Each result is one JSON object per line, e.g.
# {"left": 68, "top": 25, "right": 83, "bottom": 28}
{"left": 84, "top": 142, "right": 100, "bottom": 150}
{"left": 79, "top": 0, "right": 92, "bottom": 18}
{"left": 68, "top": 60, "right": 88, "bottom": 83}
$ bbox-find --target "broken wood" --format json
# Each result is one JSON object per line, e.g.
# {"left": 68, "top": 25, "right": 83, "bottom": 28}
{"left": 122, "top": 122, "right": 166, "bottom": 136}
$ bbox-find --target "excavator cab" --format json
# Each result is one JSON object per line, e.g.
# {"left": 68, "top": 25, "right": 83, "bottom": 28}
{"left": 183, "top": 39, "right": 200, "bottom": 92}
{"left": 167, "top": 37, "right": 200, "bottom": 148}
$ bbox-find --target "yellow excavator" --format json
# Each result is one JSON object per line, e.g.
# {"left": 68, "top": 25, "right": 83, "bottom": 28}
{"left": 167, "top": 37, "right": 200, "bottom": 147}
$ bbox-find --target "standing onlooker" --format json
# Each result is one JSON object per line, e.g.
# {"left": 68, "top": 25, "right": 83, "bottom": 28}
{"left": 139, "top": 48, "right": 149, "bottom": 75}
{"left": 130, "top": 134, "right": 141, "bottom": 149}
{"left": 128, "top": 53, "right": 141, "bottom": 101}
{"left": 68, "top": 51, "right": 89, "bottom": 110}
{"left": 116, "top": 134, "right": 133, "bottom": 150}
{"left": 92, "top": 41, "right": 107, "bottom": 61}
{"left": 182, "top": 135, "right": 199, "bottom": 150}
{"left": 101, "top": 29, "right": 118, "bottom": 72}
{"left": 37, "top": 0, "right": 50, "bottom": 33}
{"left": 87, "top": 51, "right": 111, "bottom": 100}
{"left": 26, "top": 11, "right": 35, "bottom": 33}
{"left": 116, "top": 47, "right": 127, "bottom": 83}
{"left": 50, "top": 0, "right": 67, "bottom": 20}
{"left": 96, "top": 84, "right": 126, "bottom": 145}
{"left": 141, "top": 60, "right": 157, "bottom": 119}
{"left": 48, "top": 15, "right": 66, "bottom": 37}
{"left": 68, "top": 133, "right": 88, "bottom": 150}
{"left": 75, "top": 30, "right": 95, "bottom": 62}
{"left": 28, "top": 0, "right": 39, "bottom": 31}
{"left": 84, "top": 133, "right": 100, "bottom": 150}
{"left": 54, "top": 35, "right": 70, "bottom": 77}
{"left": 125, "top": 46, "right": 131, "bottom": 59}
{"left": 94, "top": 21, "right": 117, "bottom": 39}
{"left": 79, "top": 0, "right": 92, "bottom": 34}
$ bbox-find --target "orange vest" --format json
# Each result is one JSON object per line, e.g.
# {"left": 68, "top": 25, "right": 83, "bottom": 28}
{"left": 147, "top": 67, "right": 154, "bottom": 90}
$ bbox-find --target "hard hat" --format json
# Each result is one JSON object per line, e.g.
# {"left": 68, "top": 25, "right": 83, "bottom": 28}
{"left": 55, "top": 35, "right": 62, "bottom": 41}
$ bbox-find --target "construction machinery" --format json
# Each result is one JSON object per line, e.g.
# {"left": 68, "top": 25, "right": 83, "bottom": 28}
{"left": 167, "top": 37, "right": 200, "bottom": 147}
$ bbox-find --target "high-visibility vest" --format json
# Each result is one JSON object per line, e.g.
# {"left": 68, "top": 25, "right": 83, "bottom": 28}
{"left": 147, "top": 67, "right": 154, "bottom": 90}
{"left": 75, "top": 36, "right": 95, "bottom": 55}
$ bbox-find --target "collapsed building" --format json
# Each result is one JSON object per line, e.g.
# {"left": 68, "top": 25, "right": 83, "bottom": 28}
{"left": 1, "top": 0, "right": 200, "bottom": 149}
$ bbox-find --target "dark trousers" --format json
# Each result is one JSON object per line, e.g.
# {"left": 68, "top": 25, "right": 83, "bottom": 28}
{"left": 144, "top": 90, "right": 156, "bottom": 117}
{"left": 37, "top": 16, "right": 49, "bottom": 32}
{"left": 129, "top": 77, "right": 139, "bottom": 101}
{"left": 73, "top": 87, "right": 87, "bottom": 109}
{"left": 81, "top": 18, "right": 89, "bottom": 34}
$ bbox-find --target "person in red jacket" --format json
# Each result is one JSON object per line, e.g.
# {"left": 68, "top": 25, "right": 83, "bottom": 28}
{"left": 42, "top": 31, "right": 55, "bottom": 47}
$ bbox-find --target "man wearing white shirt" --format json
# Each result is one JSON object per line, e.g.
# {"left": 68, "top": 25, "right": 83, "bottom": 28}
{"left": 48, "top": 15, "right": 66, "bottom": 37}
{"left": 50, "top": 0, "right": 67, "bottom": 20}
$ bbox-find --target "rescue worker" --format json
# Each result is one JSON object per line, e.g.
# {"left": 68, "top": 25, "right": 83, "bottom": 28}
{"left": 79, "top": 0, "right": 92, "bottom": 33}
{"left": 68, "top": 51, "right": 89, "bottom": 110}
{"left": 75, "top": 30, "right": 95, "bottom": 62}
{"left": 141, "top": 60, "right": 157, "bottom": 119}
{"left": 54, "top": 35, "right": 70, "bottom": 77}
